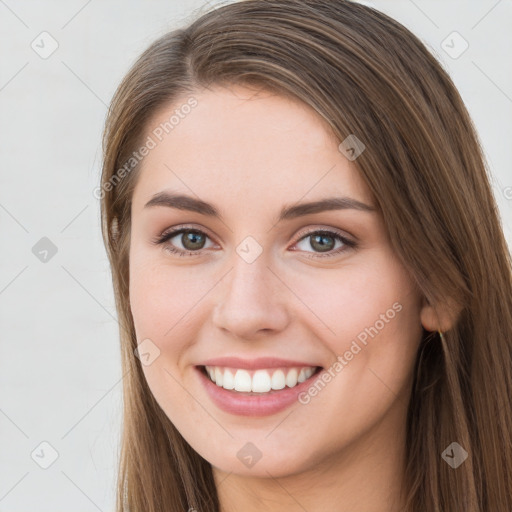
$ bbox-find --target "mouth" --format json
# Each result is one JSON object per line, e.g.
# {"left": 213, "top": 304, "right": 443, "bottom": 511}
{"left": 197, "top": 365, "right": 323, "bottom": 395}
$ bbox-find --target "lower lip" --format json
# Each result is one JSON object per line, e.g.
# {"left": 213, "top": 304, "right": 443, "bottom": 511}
{"left": 195, "top": 366, "right": 323, "bottom": 416}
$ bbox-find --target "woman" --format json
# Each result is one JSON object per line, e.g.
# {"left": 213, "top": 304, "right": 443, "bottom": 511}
{"left": 99, "top": 1, "right": 512, "bottom": 510}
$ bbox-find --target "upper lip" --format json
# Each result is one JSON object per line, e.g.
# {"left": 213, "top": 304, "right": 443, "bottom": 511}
{"left": 197, "top": 357, "right": 322, "bottom": 370}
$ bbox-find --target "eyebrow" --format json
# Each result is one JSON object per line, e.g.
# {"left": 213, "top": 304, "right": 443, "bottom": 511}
{"left": 144, "top": 191, "right": 377, "bottom": 222}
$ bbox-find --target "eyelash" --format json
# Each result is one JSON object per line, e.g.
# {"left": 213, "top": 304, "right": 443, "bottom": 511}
{"left": 151, "top": 224, "right": 357, "bottom": 259}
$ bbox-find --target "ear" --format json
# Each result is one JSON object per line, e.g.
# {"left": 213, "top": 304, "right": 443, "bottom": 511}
{"left": 420, "top": 294, "right": 462, "bottom": 332}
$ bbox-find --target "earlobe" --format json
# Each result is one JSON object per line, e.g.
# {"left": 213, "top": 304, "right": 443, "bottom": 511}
{"left": 420, "top": 295, "right": 462, "bottom": 332}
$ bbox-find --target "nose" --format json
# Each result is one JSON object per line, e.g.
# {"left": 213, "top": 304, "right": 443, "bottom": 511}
{"left": 212, "top": 254, "right": 290, "bottom": 340}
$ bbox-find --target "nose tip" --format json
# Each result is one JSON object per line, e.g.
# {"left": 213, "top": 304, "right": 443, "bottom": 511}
{"left": 211, "top": 260, "right": 290, "bottom": 339}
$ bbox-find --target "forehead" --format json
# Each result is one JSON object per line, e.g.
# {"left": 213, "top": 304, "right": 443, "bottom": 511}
{"left": 131, "top": 85, "right": 373, "bottom": 213}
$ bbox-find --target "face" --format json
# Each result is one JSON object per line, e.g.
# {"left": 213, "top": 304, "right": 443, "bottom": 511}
{"left": 128, "top": 84, "right": 425, "bottom": 478}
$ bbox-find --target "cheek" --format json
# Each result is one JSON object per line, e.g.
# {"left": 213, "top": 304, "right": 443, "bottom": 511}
{"left": 128, "top": 252, "right": 199, "bottom": 414}
{"left": 290, "top": 256, "right": 422, "bottom": 375}
{"left": 289, "top": 262, "right": 406, "bottom": 339}
{"left": 129, "top": 261, "right": 169, "bottom": 340}
{"left": 129, "top": 247, "right": 204, "bottom": 341}
{"left": 332, "top": 267, "right": 422, "bottom": 392}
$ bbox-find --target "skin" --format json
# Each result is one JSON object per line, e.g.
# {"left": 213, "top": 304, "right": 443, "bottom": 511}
{"left": 128, "top": 84, "right": 452, "bottom": 512}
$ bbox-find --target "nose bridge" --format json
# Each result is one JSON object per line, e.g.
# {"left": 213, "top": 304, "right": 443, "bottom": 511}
{"left": 212, "top": 247, "right": 290, "bottom": 338}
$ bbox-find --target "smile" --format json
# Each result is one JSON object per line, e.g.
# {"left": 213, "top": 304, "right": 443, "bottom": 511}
{"left": 196, "top": 364, "right": 324, "bottom": 416}
{"left": 203, "top": 365, "right": 320, "bottom": 393}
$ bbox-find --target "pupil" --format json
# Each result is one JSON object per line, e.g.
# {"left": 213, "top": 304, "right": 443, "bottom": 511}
{"left": 183, "top": 231, "right": 205, "bottom": 250}
{"left": 311, "top": 234, "right": 334, "bottom": 252}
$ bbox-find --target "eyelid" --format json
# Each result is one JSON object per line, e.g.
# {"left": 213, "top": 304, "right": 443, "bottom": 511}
{"left": 153, "top": 223, "right": 357, "bottom": 257}
{"left": 292, "top": 225, "right": 355, "bottom": 245}
{"left": 152, "top": 223, "right": 219, "bottom": 251}
{"left": 156, "top": 224, "right": 354, "bottom": 243}
{"left": 156, "top": 223, "right": 217, "bottom": 242}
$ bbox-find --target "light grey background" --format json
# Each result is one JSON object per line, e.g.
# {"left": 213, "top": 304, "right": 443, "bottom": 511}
{"left": 0, "top": 1, "right": 510, "bottom": 510}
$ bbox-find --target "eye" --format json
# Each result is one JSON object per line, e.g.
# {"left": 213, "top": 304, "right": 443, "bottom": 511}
{"left": 291, "top": 229, "right": 356, "bottom": 258}
{"left": 152, "top": 225, "right": 357, "bottom": 258}
{"left": 152, "top": 226, "right": 216, "bottom": 257}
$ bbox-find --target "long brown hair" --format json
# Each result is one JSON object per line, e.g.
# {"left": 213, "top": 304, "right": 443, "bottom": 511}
{"left": 99, "top": 1, "right": 512, "bottom": 510}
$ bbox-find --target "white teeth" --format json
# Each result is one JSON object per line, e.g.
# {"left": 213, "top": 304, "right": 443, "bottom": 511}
{"left": 271, "top": 369, "right": 286, "bottom": 390}
{"left": 233, "top": 369, "right": 252, "bottom": 392}
{"left": 296, "top": 367, "right": 314, "bottom": 383}
{"left": 214, "top": 367, "right": 224, "bottom": 387}
{"left": 285, "top": 368, "right": 298, "bottom": 387}
{"left": 222, "top": 369, "right": 235, "bottom": 390}
{"left": 252, "top": 370, "right": 272, "bottom": 393}
{"left": 204, "top": 365, "right": 318, "bottom": 393}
